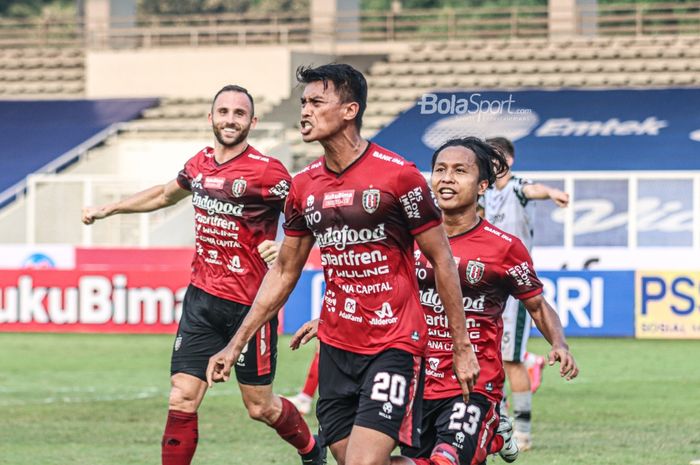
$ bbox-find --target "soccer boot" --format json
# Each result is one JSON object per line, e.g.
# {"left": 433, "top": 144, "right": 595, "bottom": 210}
{"left": 497, "top": 415, "right": 519, "bottom": 462}
{"left": 513, "top": 431, "right": 532, "bottom": 452}
{"left": 300, "top": 435, "right": 327, "bottom": 465}
{"left": 523, "top": 352, "right": 546, "bottom": 393}
{"left": 429, "top": 443, "right": 459, "bottom": 465}
{"left": 286, "top": 392, "right": 313, "bottom": 415}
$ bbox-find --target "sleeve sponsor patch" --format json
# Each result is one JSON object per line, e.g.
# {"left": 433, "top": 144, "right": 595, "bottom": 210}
{"left": 507, "top": 261, "right": 533, "bottom": 287}
{"left": 399, "top": 187, "right": 424, "bottom": 219}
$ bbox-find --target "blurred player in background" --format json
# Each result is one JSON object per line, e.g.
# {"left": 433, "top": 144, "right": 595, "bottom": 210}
{"left": 206, "top": 63, "right": 479, "bottom": 465}
{"left": 286, "top": 345, "right": 320, "bottom": 415}
{"left": 391, "top": 137, "right": 578, "bottom": 465}
{"left": 481, "top": 136, "right": 570, "bottom": 451}
{"left": 82, "top": 85, "right": 324, "bottom": 465}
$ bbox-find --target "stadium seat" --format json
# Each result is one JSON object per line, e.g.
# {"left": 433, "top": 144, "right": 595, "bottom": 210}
{"left": 638, "top": 47, "right": 665, "bottom": 59}
{"left": 519, "top": 75, "right": 545, "bottom": 87}
{"left": 670, "top": 73, "right": 697, "bottom": 86}
{"left": 645, "top": 61, "right": 669, "bottom": 72}
{"left": 617, "top": 60, "right": 644, "bottom": 72}
{"left": 603, "top": 74, "right": 630, "bottom": 87}
{"left": 618, "top": 48, "right": 642, "bottom": 59}
{"left": 557, "top": 61, "right": 581, "bottom": 73}
{"left": 580, "top": 61, "right": 603, "bottom": 73}
{"left": 541, "top": 75, "right": 565, "bottom": 87}
{"left": 629, "top": 74, "right": 654, "bottom": 86}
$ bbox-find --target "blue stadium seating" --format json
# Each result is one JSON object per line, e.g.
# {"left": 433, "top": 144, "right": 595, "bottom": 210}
{"left": 0, "top": 99, "right": 158, "bottom": 205}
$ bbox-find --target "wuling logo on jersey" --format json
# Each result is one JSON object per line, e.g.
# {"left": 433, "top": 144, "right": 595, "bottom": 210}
{"left": 232, "top": 178, "right": 247, "bottom": 197}
{"left": 362, "top": 189, "right": 381, "bottom": 214}
{"left": 466, "top": 260, "right": 485, "bottom": 284}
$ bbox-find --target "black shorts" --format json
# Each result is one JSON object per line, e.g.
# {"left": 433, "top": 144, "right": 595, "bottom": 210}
{"left": 316, "top": 342, "right": 424, "bottom": 449}
{"left": 170, "top": 284, "right": 277, "bottom": 385}
{"left": 400, "top": 393, "right": 499, "bottom": 465}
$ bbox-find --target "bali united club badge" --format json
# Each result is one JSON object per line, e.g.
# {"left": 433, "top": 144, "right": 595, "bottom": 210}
{"left": 466, "top": 260, "right": 485, "bottom": 284}
{"left": 232, "top": 178, "right": 247, "bottom": 197}
{"left": 362, "top": 188, "right": 381, "bottom": 214}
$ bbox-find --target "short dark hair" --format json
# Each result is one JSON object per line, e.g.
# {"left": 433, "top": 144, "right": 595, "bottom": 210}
{"left": 296, "top": 63, "right": 367, "bottom": 130}
{"left": 485, "top": 136, "right": 514, "bottom": 158}
{"left": 212, "top": 84, "right": 255, "bottom": 116}
{"left": 431, "top": 137, "right": 509, "bottom": 187}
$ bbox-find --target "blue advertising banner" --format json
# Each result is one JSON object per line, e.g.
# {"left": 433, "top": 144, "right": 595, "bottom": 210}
{"left": 284, "top": 270, "right": 635, "bottom": 337}
{"left": 534, "top": 271, "right": 635, "bottom": 337}
{"left": 370, "top": 89, "right": 700, "bottom": 171}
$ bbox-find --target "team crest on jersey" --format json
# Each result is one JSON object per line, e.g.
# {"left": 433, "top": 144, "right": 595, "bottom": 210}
{"left": 232, "top": 178, "right": 247, "bottom": 197}
{"left": 466, "top": 260, "right": 485, "bottom": 284}
{"left": 362, "top": 189, "right": 381, "bottom": 214}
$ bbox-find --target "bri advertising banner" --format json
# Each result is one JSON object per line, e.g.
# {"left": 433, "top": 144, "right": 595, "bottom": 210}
{"left": 371, "top": 89, "right": 700, "bottom": 171}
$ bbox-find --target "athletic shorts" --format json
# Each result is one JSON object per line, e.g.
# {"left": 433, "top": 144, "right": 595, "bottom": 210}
{"left": 400, "top": 393, "right": 500, "bottom": 465}
{"left": 170, "top": 284, "right": 277, "bottom": 385}
{"left": 500, "top": 296, "right": 531, "bottom": 363}
{"left": 316, "top": 342, "right": 424, "bottom": 449}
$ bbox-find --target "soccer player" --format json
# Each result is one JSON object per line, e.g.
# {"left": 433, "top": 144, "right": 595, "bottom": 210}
{"left": 206, "top": 64, "right": 479, "bottom": 465}
{"left": 390, "top": 137, "right": 578, "bottom": 465}
{"left": 81, "top": 85, "right": 324, "bottom": 465}
{"left": 481, "top": 136, "right": 570, "bottom": 451}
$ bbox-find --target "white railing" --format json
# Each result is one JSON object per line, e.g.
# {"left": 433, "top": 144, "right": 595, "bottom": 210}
{"left": 19, "top": 170, "right": 700, "bottom": 248}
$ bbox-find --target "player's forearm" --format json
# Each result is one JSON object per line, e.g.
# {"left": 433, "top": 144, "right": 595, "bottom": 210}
{"left": 109, "top": 185, "right": 174, "bottom": 215}
{"left": 527, "top": 298, "right": 568, "bottom": 349}
{"left": 522, "top": 183, "right": 551, "bottom": 200}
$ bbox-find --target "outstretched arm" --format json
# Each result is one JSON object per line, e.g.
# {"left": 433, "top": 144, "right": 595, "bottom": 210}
{"left": 415, "top": 225, "right": 479, "bottom": 402}
{"left": 206, "top": 234, "right": 315, "bottom": 386}
{"left": 521, "top": 293, "right": 578, "bottom": 380}
{"left": 522, "top": 183, "right": 569, "bottom": 207}
{"left": 81, "top": 179, "right": 190, "bottom": 224}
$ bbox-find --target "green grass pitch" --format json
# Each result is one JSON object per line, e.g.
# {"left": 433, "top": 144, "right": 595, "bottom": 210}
{"left": 1, "top": 333, "right": 699, "bottom": 464}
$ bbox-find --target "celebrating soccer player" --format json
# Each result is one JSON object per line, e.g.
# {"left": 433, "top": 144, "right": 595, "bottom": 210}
{"left": 206, "top": 63, "right": 479, "bottom": 465}
{"left": 82, "top": 85, "right": 324, "bottom": 465}
{"left": 391, "top": 137, "right": 578, "bottom": 465}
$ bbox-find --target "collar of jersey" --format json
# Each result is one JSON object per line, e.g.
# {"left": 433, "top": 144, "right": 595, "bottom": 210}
{"left": 322, "top": 141, "right": 373, "bottom": 177}
{"left": 211, "top": 144, "right": 251, "bottom": 168}
{"left": 448, "top": 217, "right": 483, "bottom": 241}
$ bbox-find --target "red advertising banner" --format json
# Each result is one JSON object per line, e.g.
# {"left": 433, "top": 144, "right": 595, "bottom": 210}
{"left": 0, "top": 268, "right": 190, "bottom": 334}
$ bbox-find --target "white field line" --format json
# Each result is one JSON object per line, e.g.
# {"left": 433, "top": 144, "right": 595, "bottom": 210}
{"left": 0, "top": 386, "right": 242, "bottom": 407}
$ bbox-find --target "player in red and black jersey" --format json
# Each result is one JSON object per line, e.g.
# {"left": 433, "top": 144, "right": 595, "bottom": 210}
{"left": 206, "top": 64, "right": 479, "bottom": 465}
{"left": 82, "top": 85, "right": 323, "bottom": 465}
{"left": 392, "top": 137, "right": 578, "bottom": 465}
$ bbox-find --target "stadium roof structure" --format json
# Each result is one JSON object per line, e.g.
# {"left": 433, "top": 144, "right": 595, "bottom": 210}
{"left": 0, "top": 98, "right": 158, "bottom": 206}
{"left": 372, "top": 88, "right": 700, "bottom": 171}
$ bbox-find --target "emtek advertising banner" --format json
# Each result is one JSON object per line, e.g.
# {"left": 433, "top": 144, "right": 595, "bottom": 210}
{"left": 636, "top": 270, "right": 700, "bottom": 339}
{"left": 285, "top": 270, "right": 636, "bottom": 337}
{"left": 371, "top": 89, "right": 700, "bottom": 171}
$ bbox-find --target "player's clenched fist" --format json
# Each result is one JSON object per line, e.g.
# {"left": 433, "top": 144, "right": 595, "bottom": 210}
{"left": 81, "top": 206, "right": 110, "bottom": 225}
{"left": 206, "top": 348, "right": 237, "bottom": 387}
{"left": 257, "top": 240, "right": 280, "bottom": 265}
